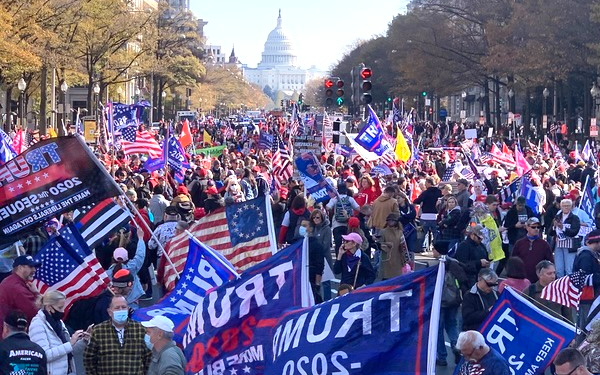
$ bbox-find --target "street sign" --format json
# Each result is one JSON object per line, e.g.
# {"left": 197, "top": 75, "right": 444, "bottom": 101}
{"left": 439, "top": 108, "right": 447, "bottom": 117}
{"left": 591, "top": 119, "right": 598, "bottom": 137}
{"left": 543, "top": 115, "right": 548, "bottom": 129}
{"left": 425, "top": 99, "right": 431, "bottom": 106}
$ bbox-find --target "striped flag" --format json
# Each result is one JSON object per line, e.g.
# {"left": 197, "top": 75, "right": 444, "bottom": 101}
{"left": 441, "top": 161, "right": 457, "bottom": 181}
{"left": 159, "top": 196, "right": 275, "bottom": 291}
{"left": 272, "top": 135, "right": 293, "bottom": 183}
{"left": 73, "top": 198, "right": 131, "bottom": 250}
{"left": 33, "top": 224, "right": 109, "bottom": 309}
{"left": 121, "top": 129, "right": 163, "bottom": 158}
{"left": 541, "top": 270, "right": 591, "bottom": 309}
{"left": 290, "top": 102, "right": 304, "bottom": 137}
{"left": 25, "top": 130, "right": 40, "bottom": 148}
{"left": 0, "top": 129, "right": 16, "bottom": 165}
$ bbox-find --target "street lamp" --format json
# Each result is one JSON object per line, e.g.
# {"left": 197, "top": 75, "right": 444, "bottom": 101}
{"left": 508, "top": 88, "right": 514, "bottom": 113}
{"left": 60, "top": 80, "right": 68, "bottom": 136}
{"left": 116, "top": 86, "right": 123, "bottom": 103}
{"left": 542, "top": 87, "right": 549, "bottom": 115}
{"left": 17, "top": 77, "right": 26, "bottom": 129}
{"left": 461, "top": 91, "right": 467, "bottom": 121}
{"left": 93, "top": 82, "right": 100, "bottom": 114}
{"left": 161, "top": 91, "right": 167, "bottom": 120}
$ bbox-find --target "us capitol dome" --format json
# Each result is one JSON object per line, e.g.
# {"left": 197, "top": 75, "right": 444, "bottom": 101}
{"left": 243, "top": 10, "right": 326, "bottom": 96}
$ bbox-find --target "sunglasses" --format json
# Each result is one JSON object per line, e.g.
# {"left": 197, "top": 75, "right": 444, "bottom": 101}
{"left": 485, "top": 281, "right": 499, "bottom": 287}
{"left": 529, "top": 226, "right": 541, "bottom": 229}
{"left": 313, "top": 216, "right": 322, "bottom": 220}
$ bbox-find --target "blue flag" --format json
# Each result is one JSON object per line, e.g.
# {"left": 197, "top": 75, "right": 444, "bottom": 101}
{"left": 0, "top": 129, "right": 16, "bottom": 165}
{"left": 267, "top": 265, "right": 442, "bottom": 375}
{"left": 132, "top": 238, "right": 237, "bottom": 344}
{"left": 581, "top": 184, "right": 595, "bottom": 220}
{"left": 258, "top": 131, "right": 273, "bottom": 150}
{"left": 355, "top": 105, "right": 393, "bottom": 156}
{"left": 184, "top": 240, "right": 312, "bottom": 375}
{"left": 520, "top": 176, "right": 539, "bottom": 215}
{"left": 144, "top": 136, "right": 190, "bottom": 182}
{"left": 109, "top": 102, "right": 144, "bottom": 133}
{"left": 294, "top": 152, "right": 337, "bottom": 203}
{"left": 455, "top": 287, "right": 575, "bottom": 375}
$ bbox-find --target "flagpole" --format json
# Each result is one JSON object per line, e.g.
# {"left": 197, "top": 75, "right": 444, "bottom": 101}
{"left": 119, "top": 193, "right": 178, "bottom": 277}
{"left": 580, "top": 176, "right": 590, "bottom": 210}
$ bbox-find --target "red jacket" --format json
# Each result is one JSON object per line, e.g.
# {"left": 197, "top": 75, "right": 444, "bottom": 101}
{"left": 0, "top": 274, "right": 39, "bottom": 324}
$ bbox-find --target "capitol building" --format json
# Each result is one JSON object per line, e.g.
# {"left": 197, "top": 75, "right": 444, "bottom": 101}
{"left": 242, "top": 10, "right": 326, "bottom": 96}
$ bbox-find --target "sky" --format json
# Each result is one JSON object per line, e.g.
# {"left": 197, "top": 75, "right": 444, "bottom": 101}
{"left": 190, "top": 1, "right": 410, "bottom": 72}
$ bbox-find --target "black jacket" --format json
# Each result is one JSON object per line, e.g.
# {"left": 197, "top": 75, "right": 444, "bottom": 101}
{"left": 307, "top": 236, "right": 326, "bottom": 285}
{"left": 0, "top": 332, "right": 47, "bottom": 375}
{"left": 504, "top": 206, "right": 535, "bottom": 244}
{"left": 440, "top": 207, "right": 463, "bottom": 240}
{"left": 573, "top": 247, "right": 600, "bottom": 297}
{"left": 413, "top": 187, "right": 442, "bottom": 215}
{"left": 454, "top": 237, "right": 488, "bottom": 288}
{"left": 462, "top": 286, "right": 498, "bottom": 331}
{"left": 333, "top": 250, "right": 376, "bottom": 288}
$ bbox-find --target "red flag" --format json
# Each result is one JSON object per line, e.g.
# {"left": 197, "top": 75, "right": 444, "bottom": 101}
{"left": 502, "top": 142, "right": 513, "bottom": 157}
{"left": 543, "top": 136, "right": 550, "bottom": 156}
{"left": 179, "top": 119, "right": 193, "bottom": 148}
{"left": 12, "top": 129, "right": 24, "bottom": 153}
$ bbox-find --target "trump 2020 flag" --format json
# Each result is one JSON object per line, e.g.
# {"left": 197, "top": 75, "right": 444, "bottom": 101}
{"left": 184, "top": 240, "right": 313, "bottom": 375}
{"left": 267, "top": 264, "right": 444, "bottom": 375}
{"left": 144, "top": 136, "right": 190, "bottom": 182}
{"left": 455, "top": 287, "right": 575, "bottom": 375}
{"left": 520, "top": 176, "right": 539, "bottom": 215}
{"left": 133, "top": 237, "right": 238, "bottom": 344}
{"left": 33, "top": 224, "right": 110, "bottom": 309}
{"left": 355, "top": 105, "right": 394, "bottom": 157}
{"left": 295, "top": 152, "right": 336, "bottom": 203}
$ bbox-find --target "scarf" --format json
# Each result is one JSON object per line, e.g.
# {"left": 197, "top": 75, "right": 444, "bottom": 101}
{"left": 346, "top": 250, "right": 361, "bottom": 272}
{"left": 44, "top": 310, "right": 73, "bottom": 371}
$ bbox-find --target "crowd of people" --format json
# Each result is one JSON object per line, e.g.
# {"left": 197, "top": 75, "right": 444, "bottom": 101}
{"left": 1, "top": 114, "right": 600, "bottom": 375}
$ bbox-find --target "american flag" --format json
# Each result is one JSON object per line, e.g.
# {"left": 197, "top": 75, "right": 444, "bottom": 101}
{"left": 541, "top": 269, "right": 591, "bottom": 309}
{"left": 159, "top": 196, "right": 274, "bottom": 291}
{"left": 25, "top": 130, "right": 39, "bottom": 148}
{"left": 121, "top": 129, "right": 162, "bottom": 158}
{"left": 290, "top": 102, "right": 304, "bottom": 137}
{"left": 272, "top": 135, "right": 293, "bottom": 183}
{"left": 73, "top": 198, "right": 131, "bottom": 250}
{"left": 33, "top": 224, "right": 110, "bottom": 309}
{"left": 442, "top": 161, "right": 457, "bottom": 181}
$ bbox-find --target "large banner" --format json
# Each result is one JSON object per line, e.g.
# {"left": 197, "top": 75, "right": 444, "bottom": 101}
{"left": 266, "top": 265, "right": 443, "bottom": 375}
{"left": 184, "top": 240, "right": 313, "bottom": 375}
{"left": 455, "top": 287, "right": 575, "bottom": 375}
{"left": 133, "top": 238, "right": 237, "bottom": 344}
{"left": 294, "top": 152, "right": 337, "bottom": 203}
{"left": 0, "top": 136, "right": 121, "bottom": 243}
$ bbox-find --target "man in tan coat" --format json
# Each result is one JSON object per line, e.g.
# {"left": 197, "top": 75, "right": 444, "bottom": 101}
{"left": 368, "top": 186, "right": 399, "bottom": 232}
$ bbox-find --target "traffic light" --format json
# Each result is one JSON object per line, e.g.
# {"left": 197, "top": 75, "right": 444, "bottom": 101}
{"left": 280, "top": 99, "right": 284, "bottom": 108}
{"left": 324, "top": 79, "right": 334, "bottom": 107}
{"left": 422, "top": 91, "right": 427, "bottom": 97}
{"left": 298, "top": 93, "right": 303, "bottom": 105}
{"left": 360, "top": 67, "right": 372, "bottom": 104}
{"left": 336, "top": 80, "right": 344, "bottom": 107}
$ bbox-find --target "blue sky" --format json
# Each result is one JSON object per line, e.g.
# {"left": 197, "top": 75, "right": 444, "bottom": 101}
{"left": 190, "top": 1, "right": 410, "bottom": 72}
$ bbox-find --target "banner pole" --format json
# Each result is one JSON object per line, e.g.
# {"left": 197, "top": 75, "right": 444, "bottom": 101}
{"left": 119, "top": 193, "right": 178, "bottom": 277}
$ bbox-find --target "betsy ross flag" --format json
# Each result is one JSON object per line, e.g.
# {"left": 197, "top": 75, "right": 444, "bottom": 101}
{"left": 33, "top": 224, "right": 110, "bottom": 309}
{"left": 73, "top": 198, "right": 131, "bottom": 250}
{"left": 158, "top": 195, "right": 275, "bottom": 291}
{"left": 541, "top": 269, "right": 591, "bottom": 309}
{"left": 121, "top": 129, "right": 162, "bottom": 158}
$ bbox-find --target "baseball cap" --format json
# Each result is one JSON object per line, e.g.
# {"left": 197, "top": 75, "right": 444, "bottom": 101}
{"left": 5, "top": 310, "right": 28, "bottom": 331}
{"left": 112, "top": 269, "right": 133, "bottom": 288}
{"left": 526, "top": 217, "right": 540, "bottom": 225}
{"left": 457, "top": 178, "right": 469, "bottom": 186}
{"left": 113, "top": 247, "right": 129, "bottom": 262}
{"left": 141, "top": 316, "right": 175, "bottom": 333}
{"left": 586, "top": 229, "right": 600, "bottom": 244}
{"left": 341, "top": 232, "right": 363, "bottom": 246}
{"left": 206, "top": 186, "right": 218, "bottom": 195}
{"left": 13, "top": 255, "right": 42, "bottom": 268}
{"left": 466, "top": 224, "right": 485, "bottom": 239}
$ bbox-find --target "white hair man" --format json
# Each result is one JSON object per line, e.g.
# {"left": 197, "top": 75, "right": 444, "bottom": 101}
{"left": 141, "top": 316, "right": 186, "bottom": 375}
{"left": 456, "top": 330, "right": 510, "bottom": 375}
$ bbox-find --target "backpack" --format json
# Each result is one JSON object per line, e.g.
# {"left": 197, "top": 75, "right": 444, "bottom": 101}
{"left": 334, "top": 196, "right": 352, "bottom": 223}
{"left": 441, "top": 264, "right": 462, "bottom": 308}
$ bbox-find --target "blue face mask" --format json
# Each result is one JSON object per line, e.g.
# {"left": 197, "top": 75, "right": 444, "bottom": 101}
{"left": 112, "top": 310, "right": 128, "bottom": 324}
{"left": 144, "top": 334, "right": 153, "bottom": 350}
{"left": 298, "top": 226, "right": 307, "bottom": 237}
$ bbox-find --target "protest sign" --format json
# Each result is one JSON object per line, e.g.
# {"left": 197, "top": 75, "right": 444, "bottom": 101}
{"left": 295, "top": 152, "right": 337, "bottom": 203}
{"left": 292, "top": 135, "right": 321, "bottom": 156}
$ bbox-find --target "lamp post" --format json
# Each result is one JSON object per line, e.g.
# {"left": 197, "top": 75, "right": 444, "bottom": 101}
{"left": 93, "top": 83, "right": 100, "bottom": 136}
{"left": 60, "top": 80, "right": 68, "bottom": 136}
{"left": 135, "top": 88, "right": 141, "bottom": 102}
{"left": 542, "top": 87, "right": 549, "bottom": 132}
{"left": 117, "top": 86, "right": 123, "bottom": 103}
{"left": 461, "top": 91, "right": 467, "bottom": 122}
{"left": 17, "top": 78, "right": 26, "bottom": 129}
{"left": 508, "top": 88, "right": 514, "bottom": 113}
{"left": 161, "top": 91, "right": 166, "bottom": 120}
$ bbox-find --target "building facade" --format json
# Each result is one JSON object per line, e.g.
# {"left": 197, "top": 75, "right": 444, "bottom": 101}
{"left": 242, "top": 10, "right": 326, "bottom": 96}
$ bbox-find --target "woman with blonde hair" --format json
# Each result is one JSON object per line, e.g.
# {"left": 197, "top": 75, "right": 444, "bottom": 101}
{"left": 29, "top": 290, "right": 89, "bottom": 375}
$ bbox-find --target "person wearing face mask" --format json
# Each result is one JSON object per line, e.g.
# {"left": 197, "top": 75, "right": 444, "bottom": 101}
{"left": 461, "top": 268, "right": 499, "bottom": 331}
{"left": 141, "top": 316, "right": 186, "bottom": 375}
{"left": 0, "top": 255, "right": 43, "bottom": 324}
{"left": 456, "top": 330, "right": 510, "bottom": 375}
{"left": 29, "top": 291, "right": 88, "bottom": 375}
{"left": 511, "top": 217, "right": 554, "bottom": 283}
{"left": 84, "top": 296, "right": 151, "bottom": 375}
{"left": 299, "top": 219, "right": 326, "bottom": 303}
